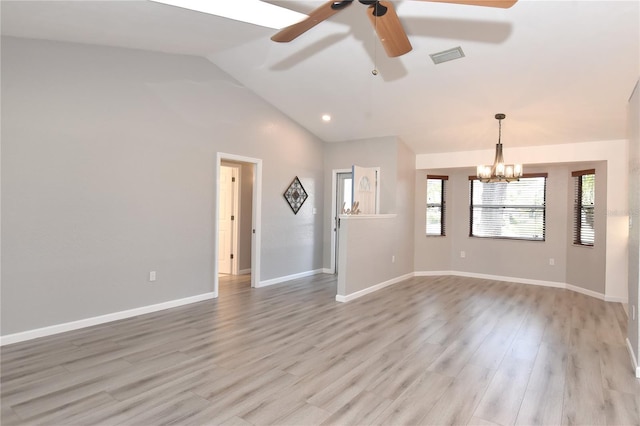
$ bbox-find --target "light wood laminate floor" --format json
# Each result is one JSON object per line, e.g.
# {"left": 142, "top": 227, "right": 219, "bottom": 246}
{"left": 2, "top": 274, "right": 639, "bottom": 425}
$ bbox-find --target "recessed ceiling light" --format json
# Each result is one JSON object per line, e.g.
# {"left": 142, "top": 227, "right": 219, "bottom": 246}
{"left": 322, "top": 114, "right": 332, "bottom": 122}
{"left": 149, "top": 0, "right": 307, "bottom": 29}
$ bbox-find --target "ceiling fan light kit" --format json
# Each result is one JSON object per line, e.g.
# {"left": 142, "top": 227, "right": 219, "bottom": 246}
{"left": 270, "top": 0, "right": 517, "bottom": 58}
{"left": 477, "top": 114, "right": 523, "bottom": 183}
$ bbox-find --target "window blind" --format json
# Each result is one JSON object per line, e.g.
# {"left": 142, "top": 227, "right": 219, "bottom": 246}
{"left": 469, "top": 174, "right": 547, "bottom": 241}
{"left": 572, "top": 169, "right": 595, "bottom": 246}
{"left": 426, "top": 175, "right": 447, "bottom": 236}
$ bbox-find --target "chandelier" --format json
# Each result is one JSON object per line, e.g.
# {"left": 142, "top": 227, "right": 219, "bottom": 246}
{"left": 476, "top": 113, "right": 523, "bottom": 183}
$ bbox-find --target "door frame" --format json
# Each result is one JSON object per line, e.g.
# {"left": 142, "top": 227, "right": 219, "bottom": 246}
{"left": 215, "top": 153, "right": 262, "bottom": 296}
{"left": 330, "top": 167, "right": 382, "bottom": 274}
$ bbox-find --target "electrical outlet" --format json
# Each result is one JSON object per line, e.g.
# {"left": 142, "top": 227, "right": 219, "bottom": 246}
{"left": 392, "top": 255, "right": 395, "bottom": 263}
{"left": 549, "top": 258, "right": 555, "bottom": 266}
{"left": 149, "top": 271, "right": 157, "bottom": 282}
{"left": 460, "top": 251, "right": 466, "bottom": 258}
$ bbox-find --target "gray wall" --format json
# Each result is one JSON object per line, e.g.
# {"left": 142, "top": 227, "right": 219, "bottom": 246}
{"left": 323, "top": 136, "right": 400, "bottom": 269}
{"left": 566, "top": 162, "right": 607, "bottom": 294}
{"left": 628, "top": 79, "right": 640, "bottom": 368}
{"left": 414, "top": 168, "right": 453, "bottom": 272}
{"left": 337, "top": 216, "right": 399, "bottom": 297}
{"left": 415, "top": 163, "right": 606, "bottom": 294}
{"left": 334, "top": 137, "right": 416, "bottom": 296}
{"left": 238, "top": 162, "right": 253, "bottom": 273}
{"left": 395, "top": 139, "right": 416, "bottom": 275}
{"left": 1, "top": 37, "right": 325, "bottom": 335}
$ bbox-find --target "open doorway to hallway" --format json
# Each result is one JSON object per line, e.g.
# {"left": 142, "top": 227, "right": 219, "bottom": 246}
{"left": 218, "top": 163, "right": 240, "bottom": 277}
{"left": 215, "top": 153, "right": 262, "bottom": 297}
{"left": 330, "top": 166, "right": 380, "bottom": 274}
{"left": 333, "top": 170, "right": 352, "bottom": 274}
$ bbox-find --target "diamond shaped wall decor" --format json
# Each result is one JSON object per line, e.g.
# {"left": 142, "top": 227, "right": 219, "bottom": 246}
{"left": 283, "top": 176, "right": 308, "bottom": 214}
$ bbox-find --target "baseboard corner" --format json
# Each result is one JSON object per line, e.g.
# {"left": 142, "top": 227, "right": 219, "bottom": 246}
{"left": 626, "top": 338, "right": 640, "bottom": 378}
{"left": 257, "top": 269, "right": 324, "bottom": 288}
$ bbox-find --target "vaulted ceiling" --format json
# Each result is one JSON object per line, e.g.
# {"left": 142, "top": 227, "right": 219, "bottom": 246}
{"left": 2, "top": 1, "right": 638, "bottom": 154}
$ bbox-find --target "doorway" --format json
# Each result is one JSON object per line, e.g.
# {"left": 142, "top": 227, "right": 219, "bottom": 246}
{"left": 215, "top": 153, "right": 262, "bottom": 297}
{"left": 218, "top": 164, "right": 239, "bottom": 276}
{"left": 331, "top": 169, "right": 353, "bottom": 274}
{"left": 330, "top": 166, "right": 381, "bottom": 274}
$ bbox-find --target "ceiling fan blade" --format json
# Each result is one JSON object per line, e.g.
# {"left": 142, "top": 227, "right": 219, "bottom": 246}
{"left": 416, "top": 0, "right": 517, "bottom": 8}
{"left": 367, "top": 1, "right": 412, "bottom": 57}
{"left": 271, "top": 1, "right": 353, "bottom": 43}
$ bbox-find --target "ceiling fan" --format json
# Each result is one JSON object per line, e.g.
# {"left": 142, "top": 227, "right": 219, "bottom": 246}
{"left": 271, "top": 0, "right": 517, "bottom": 57}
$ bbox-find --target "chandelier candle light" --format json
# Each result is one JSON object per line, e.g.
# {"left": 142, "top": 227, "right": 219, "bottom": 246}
{"left": 477, "top": 113, "right": 523, "bottom": 183}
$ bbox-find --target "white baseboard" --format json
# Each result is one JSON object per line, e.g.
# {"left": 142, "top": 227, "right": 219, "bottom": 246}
{"left": 414, "top": 270, "right": 623, "bottom": 303}
{"left": 414, "top": 270, "right": 456, "bottom": 277}
{"left": 626, "top": 338, "right": 640, "bottom": 378}
{"left": 565, "top": 284, "right": 606, "bottom": 301}
{"left": 0, "top": 292, "right": 216, "bottom": 346}
{"left": 452, "top": 271, "right": 567, "bottom": 290}
{"left": 336, "top": 272, "right": 414, "bottom": 303}
{"left": 604, "top": 295, "right": 629, "bottom": 303}
{"left": 257, "top": 269, "right": 325, "bottom": 288}
{"left": 322, "top": 268, "right": 334, "bottom": 274}
{"left": 238, "top": 268, "right": 251, "bottom": 275}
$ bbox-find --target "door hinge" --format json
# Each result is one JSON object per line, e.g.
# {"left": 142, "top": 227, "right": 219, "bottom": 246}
{"left": 231, "top": 177, "right": 236, "bottom": 183}
{"left": 231, "top": 215, "right": 235, "bottom": 221}
{"left": 230, "top": 254, "right": 234, "bottom": 260}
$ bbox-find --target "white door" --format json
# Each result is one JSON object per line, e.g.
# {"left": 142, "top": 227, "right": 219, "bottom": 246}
{"left": 218, "top": 165, "right": 238, "bottom": 275}
{"left": 352, "top": 165, "right": 379, "bottom": 214}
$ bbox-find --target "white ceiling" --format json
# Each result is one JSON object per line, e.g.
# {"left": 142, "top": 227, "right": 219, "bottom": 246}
{"left": 2, "top": 1, "right": 639, "bottom": 154}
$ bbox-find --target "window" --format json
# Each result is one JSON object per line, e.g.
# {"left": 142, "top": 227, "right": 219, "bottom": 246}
{"left": 470, "top": 174, "right": 547, "bottom": 241}
{"left": 573, "top": 169, "right": 595, "bottom": 246}
{"left": 426, "top": 175, "right": 447, "bottom": 236}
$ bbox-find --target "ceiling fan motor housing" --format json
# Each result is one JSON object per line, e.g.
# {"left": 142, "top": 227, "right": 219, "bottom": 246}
{"left": 331, "top": 1, "right": 353, "bottom": 11}
{"left": 274, "top": 0, "right": 518, "bottom": 58}
{"left": 359, "top": 1, "right": 388, "bottom": 16}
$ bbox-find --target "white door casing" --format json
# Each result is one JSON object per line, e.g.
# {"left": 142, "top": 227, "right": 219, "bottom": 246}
{"left": 334, "top": 172, "right": 352, "bottom": 274}
{"left": 215, "top": 153, "right": 262, "bottom": 296}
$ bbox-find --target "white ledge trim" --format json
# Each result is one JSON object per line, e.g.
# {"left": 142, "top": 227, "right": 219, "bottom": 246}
{"left": 338, "top": 214, "right": 396, "bottom": 220}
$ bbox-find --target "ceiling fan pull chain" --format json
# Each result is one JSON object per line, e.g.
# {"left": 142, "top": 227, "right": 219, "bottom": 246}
{"left": 372, "top": 2, "right": 378, "bottom": 75}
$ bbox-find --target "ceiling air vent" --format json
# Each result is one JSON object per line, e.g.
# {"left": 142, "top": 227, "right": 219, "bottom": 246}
{"left": 429, "top": 46, "right": 465, "bottom": 65}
